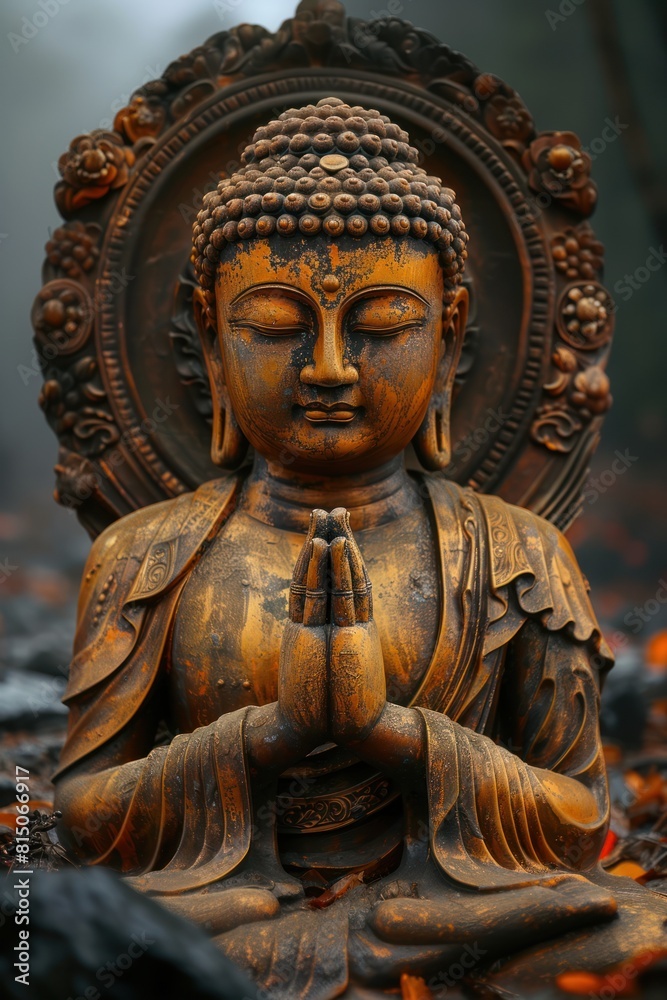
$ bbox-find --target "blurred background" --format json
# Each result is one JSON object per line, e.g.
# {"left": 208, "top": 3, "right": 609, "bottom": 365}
{"left": 0, "top": 0, "right": 665, "bottom": 793}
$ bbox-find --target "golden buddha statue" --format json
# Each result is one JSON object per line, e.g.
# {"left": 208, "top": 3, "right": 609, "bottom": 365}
{"left": 51, "top": 98, "right": 666, "bottom": 996}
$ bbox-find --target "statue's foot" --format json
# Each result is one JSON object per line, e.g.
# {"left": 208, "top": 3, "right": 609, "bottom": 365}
{"left": 215, "top": 903, "right": 351, "bottom": 1000}
{"left": 492, "top": 870, "right": 667, "bottom": 989}
{"left": 345, "top": 874, "right": 616, "bottom": 989}
{"left": 368, "top": 873, "right": 616, "bottom": 950}
{"left": 158, "top": 886, "right": 280, "bottom": 935}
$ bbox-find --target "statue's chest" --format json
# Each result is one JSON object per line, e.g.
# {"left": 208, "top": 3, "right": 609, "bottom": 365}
{"left": 168, "top": 508, "right": 440, "bottom": 733}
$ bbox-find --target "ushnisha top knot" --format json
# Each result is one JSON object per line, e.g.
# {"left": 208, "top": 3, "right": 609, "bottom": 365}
{"left": 192, "top": 97, "right": 468, "bottom": 305}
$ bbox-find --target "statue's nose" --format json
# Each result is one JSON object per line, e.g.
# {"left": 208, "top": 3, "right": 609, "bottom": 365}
{"left": 299, "top": 323, "right": 358, "bottom": 387}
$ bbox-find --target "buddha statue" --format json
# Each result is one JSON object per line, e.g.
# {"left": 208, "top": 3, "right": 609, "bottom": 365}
{"left": 51, "top": 99, "right": 667, "bottom": 997}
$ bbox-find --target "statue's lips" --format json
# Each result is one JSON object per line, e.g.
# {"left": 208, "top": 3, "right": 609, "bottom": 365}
{"left": 302, "top": 404, "right": 359, "bottom": 423}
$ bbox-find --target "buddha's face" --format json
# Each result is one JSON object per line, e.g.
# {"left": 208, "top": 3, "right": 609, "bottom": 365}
{"left": 204, "top": 235, "right": 462, "bottom": 475}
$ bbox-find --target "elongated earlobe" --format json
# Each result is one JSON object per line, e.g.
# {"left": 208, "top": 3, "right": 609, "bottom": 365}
{"left": 193, "top": 288, "right": 249, "bottom": 469}
{"left": 413, "top": 287, "right": 468, "bottom": 471}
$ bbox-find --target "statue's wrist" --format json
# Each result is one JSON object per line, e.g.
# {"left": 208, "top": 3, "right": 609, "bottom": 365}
{"left": 347, "top": 702, "right": 424, "bottom": 777}
{"left": 245, "top": 702, "right": 307, "bottom": 773}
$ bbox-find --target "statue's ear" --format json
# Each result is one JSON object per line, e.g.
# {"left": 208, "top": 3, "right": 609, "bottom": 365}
{"left": 193, "top": 286, "right": 248, "bottom": 469}
{"left": 413, "top": 285, "right": 468, "bottom": 471}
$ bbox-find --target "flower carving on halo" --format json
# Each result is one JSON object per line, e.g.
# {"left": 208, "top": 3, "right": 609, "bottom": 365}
{"left": 484, "top": 93, "right": 534, "bottom": 145}
{"left": 45, "top": 223, "right": 100, "bottom": 280}
{"left": 557, "top": 282, "right": 614, "bottom": 351}
{"left": 55, "top": 130, "right": 135, "bottom": 215}
{"left": 552, "top": 224, "right": 604, "bottom": 282}
{"left": 473, "top": 73, "right": 502, "bottom": 100}
{"left": 522, "top": 131, "right": 597, "bottom": 216}
{"left": 114, "top": 96, "right": 166, "bottom": 144}
{"left": 32, "top": 280, "right": 94, "bottom": 356}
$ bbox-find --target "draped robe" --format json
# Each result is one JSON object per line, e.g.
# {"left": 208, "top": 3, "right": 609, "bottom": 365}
{"left": 53, "top": 472, "right": 614, "bottom": 902}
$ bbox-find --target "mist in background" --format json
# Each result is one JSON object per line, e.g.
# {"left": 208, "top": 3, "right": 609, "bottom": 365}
{"left": 1, "top": 0, "right": 666, "bottom": 664}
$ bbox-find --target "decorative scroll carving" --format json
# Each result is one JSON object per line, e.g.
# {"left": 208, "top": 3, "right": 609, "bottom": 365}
{"left": 531, "top": 405, "right": 584, "bottom": 454}
{"left": 278, "top": 774, "right": 393, "bottom": 832}
{"left": 38, "top": 356, "right": 119, "bottom": 458}
{"left": 132, "top": 540, "right": 176, "bottom": 600}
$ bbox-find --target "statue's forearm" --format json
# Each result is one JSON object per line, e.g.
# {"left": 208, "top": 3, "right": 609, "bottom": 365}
{"left": 55, "top": 758, "right": 150, "bottom": 867}
{"left": 348, "top": 702, "right": 606, "bottom": 869}
{"left": 244, "top": 702, "right": 310, "bottom": 775}
{"left": 346, "top": 702, "right": 425, "bottom": 781}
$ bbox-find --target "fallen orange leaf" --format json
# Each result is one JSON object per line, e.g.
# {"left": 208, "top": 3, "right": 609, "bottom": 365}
{"left": 608, "top": 860, "right": 647, "bottom": 880}
{"left": 603, "top": 744, "right": 623, "bottom": 766}
{"left": 557, "top": 948, "right": 667, "bottom": 996}
{"left": 646, "top": 630, "right": 667, "bottom": 670}
{"left": 308, "top": 872, "right": 364, "bottom": 909}
{"left": 599, "top": 829, "right": 618, "bottom": 859}
{"left": 400, "top": 973, "right": 433, "bottom": 999}
{"left": 557, "top": 971, "right": 606, "bottom": 994}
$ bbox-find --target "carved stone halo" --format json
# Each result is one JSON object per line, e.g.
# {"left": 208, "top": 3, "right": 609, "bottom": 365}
{"left": 33, "top": 2, "right": 614, "bottom": 536}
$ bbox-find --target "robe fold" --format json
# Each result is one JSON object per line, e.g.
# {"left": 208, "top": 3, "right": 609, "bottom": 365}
{"left": 53, "top": 472, "right": 613, "bottom": 897}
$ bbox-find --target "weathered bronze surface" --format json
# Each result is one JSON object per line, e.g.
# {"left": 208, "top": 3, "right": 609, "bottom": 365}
{"left": 35, "top": 4, "right": 667, "bottom": 997}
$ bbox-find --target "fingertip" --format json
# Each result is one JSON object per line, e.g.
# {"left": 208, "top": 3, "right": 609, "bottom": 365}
{"left": 328, "top": 507, "right": 351, "bottom": 539}
{"left": 311, "top": 509, "right": 329, "bottom": 539}
{"left": 329, "top": 534, "right": 347, "bottom": 557}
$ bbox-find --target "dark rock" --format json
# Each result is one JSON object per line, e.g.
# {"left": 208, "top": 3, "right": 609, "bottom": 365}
{"left": 0, "top": 867, "right": 259, "bottom": 999}
{"left": 0, "top": 670, "right": 67, "bottom": 732}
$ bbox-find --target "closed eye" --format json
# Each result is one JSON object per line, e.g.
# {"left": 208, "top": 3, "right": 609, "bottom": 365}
{"left": 349, "top": 320, "right": 425, "bottom": 337}
{"left": 231, "top": 322, "right": 309, "bottom": 337}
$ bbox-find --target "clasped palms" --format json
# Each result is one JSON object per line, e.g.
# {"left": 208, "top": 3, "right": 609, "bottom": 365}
{"left": 278, "top": 507, "right": 386, "bottom": 753}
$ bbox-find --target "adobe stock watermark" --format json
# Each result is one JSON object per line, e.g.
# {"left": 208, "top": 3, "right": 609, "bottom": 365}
{"left": 558, "top": 447, "right": 639, "bottom": 531}
{"left": 597, "top": 577, "right": 667, "bottom": 669}
{"left": 64, "top": 931, "right": 155, "bottom": 1000}
{"left": 213, "top": 0, "right": 244, "bottom": 24}
{"left": 545, "top": 0, "right": 587, "bottom": 32}
{"left": 582, "top": 449, "right": 638, "bottom": 505}
{"left": 581, "top": 117, "right": 628, "bottom": 160}
{"left": 452, "top": 407, "right": 510, "bottom": 465}
{"left": 613, "top": 245, "right": 667, "bottom": 303}
{"left": 583, "top": 951, "right": 658, "bottom": 1000}
{"left": 426, "top": 943, "right": 488, "bottom": 993}
{"left": 0, "top": 558, "right": 19, "bottom": 584}
{"left": 624, "top": 579, "right": 667, "bottom": 635}
{"left": 8, "top": 0, "right": 72, "bottom": 54}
